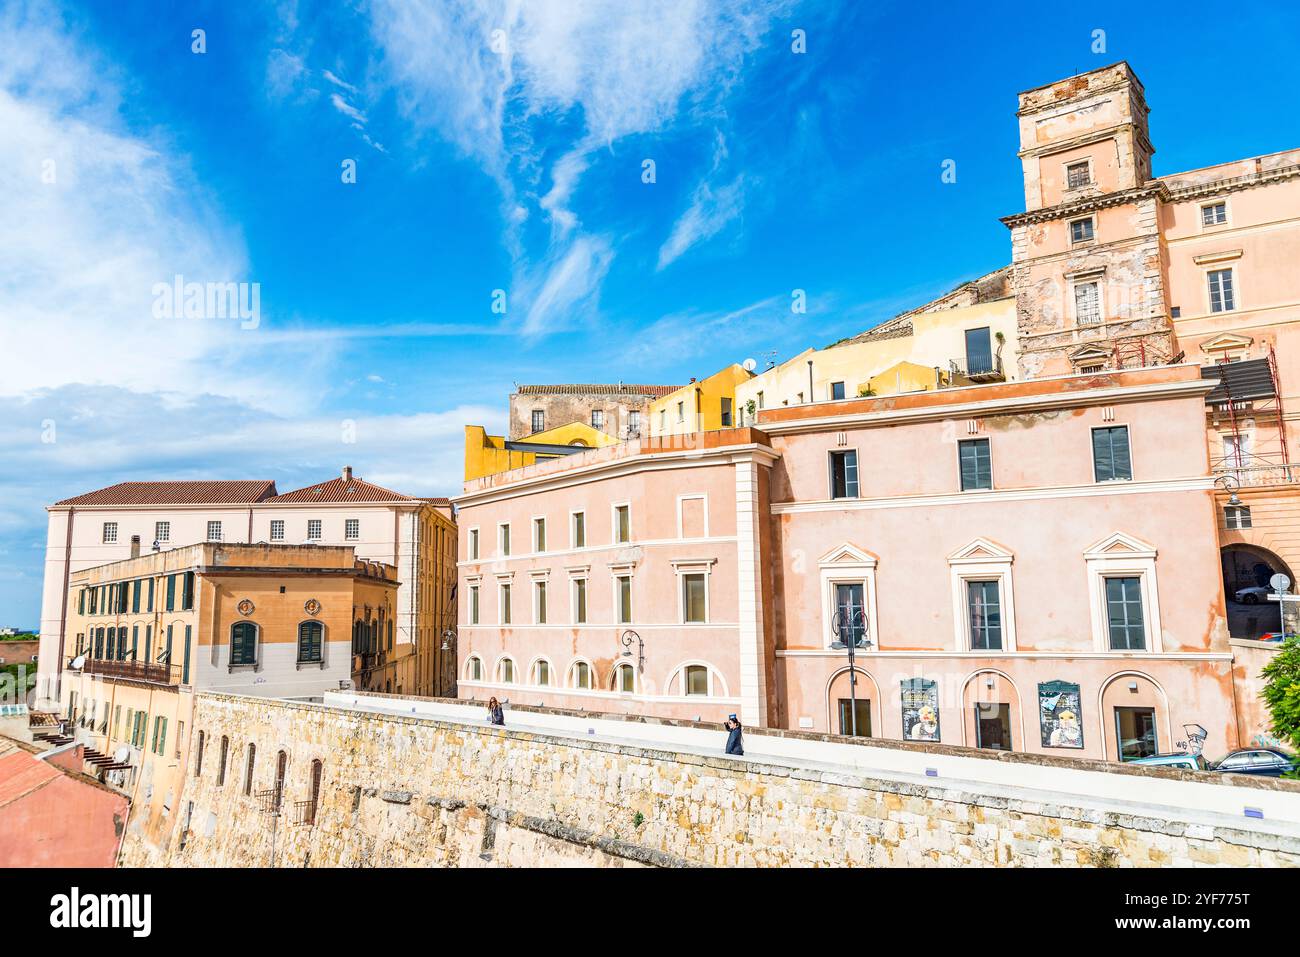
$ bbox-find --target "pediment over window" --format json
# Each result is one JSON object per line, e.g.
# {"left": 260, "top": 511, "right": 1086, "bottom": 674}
{"left": 947, "top": 537, "right": 1014, "bottom": 564}
{"left": 1199, "top": 333, "right": 1253, "bottom": 354}
{"left": 1083, "top": 531, "right": 1157, "bottom": 560}
{"left": 817, "top": 543, "right": 878, "bottom": 568}
{"left": 1069, "top": 344, "right": 1112, "bottom": 363}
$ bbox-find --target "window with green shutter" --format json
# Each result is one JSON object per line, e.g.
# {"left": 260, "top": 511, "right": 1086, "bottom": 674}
{"left": 165, "top": 574, "right": 176, "bottom": 611}
{"left": 230, "top": 622, "right": 258, "bottom": 667}
{"left": 297, "top": 621, "right": 323, "bottom": 663}
{"left": 1092, "top": 426, "right": 1132, "bottom": 482}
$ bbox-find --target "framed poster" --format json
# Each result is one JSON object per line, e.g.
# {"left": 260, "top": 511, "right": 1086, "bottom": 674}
{"left": 1039, "top": 680, "right": 1083, "bottom": 749}
{"left": 900, "top": 677, "right": 940, "bottom": 742}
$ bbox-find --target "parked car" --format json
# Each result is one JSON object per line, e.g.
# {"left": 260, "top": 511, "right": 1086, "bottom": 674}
{"left": 1234, "top": 585, "right": 1273, "bottom": 604}
{"left": 1209, "top": 748, "right": 1298, "bottom": 777}
{"left": 1130, "top": 753, "right": 1209, "bottom": 771}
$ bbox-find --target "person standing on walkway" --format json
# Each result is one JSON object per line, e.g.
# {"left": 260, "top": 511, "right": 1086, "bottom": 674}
{"left": 724, "top": 714, "right": 744, "bottom": 756}
{"left": 487, "top": 696, "right": 504, "bottom": 725}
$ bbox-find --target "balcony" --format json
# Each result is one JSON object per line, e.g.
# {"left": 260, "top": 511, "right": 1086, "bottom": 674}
{"left": 67, "top": 655, "right": 183, "bottom": 686}
{"left": 1213, "top": 464, "right": 1300, "bottom": 488}
{"left": 946, "top": 354, "right": 1005, "bottom": 385}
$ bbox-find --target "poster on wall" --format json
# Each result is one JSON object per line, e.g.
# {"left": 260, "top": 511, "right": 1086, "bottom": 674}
{"left": 900, "top": 677, "right": 940, "bottom": 742}
{"left": 1039, "top": 680, "right": 1084, "bottom": 749}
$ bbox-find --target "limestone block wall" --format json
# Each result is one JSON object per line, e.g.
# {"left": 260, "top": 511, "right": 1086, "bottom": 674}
{"left": 121, "top": 692, "right": 1300, "bottom": 868}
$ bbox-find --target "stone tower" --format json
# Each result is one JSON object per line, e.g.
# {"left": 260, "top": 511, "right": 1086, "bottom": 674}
{"left": 1001, "top": 62, "right": 1175, "bottom": 379}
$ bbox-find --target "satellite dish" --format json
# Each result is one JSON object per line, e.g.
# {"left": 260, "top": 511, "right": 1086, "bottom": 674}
{"left": 742, "top": 357, "right": 757, "bottom": 372}
{"left": 1271, "top": 573, "right": 1291, "bottom": 594}
{"left": 70, "top": 654, "right": 86, "bottom": 670}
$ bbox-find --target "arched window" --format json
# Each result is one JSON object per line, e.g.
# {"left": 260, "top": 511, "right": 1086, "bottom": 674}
{"left": 297, "top": 621, "right": 324, "bottom": 664}
{"left": 307, "top": 759, "right": 323, "bottom": 826}
{"left": 466, "top": 656, "right": 482, "bottom": 681}
{"left": 230, "top": 622, "right": 259, "bottom": 667}
{"left": 533, "top": 659, "right": 550, "bottom": 686}
{"left": 244, "top": 743, "right": 256, "bottom": 796}
{"left": 570, "top": 660, "right": 592, "bottom": 690}
{"left": 273, "top": 750, "right": 287, "bottom": 810}
{"left": 498, "top": 657, "right": 515, "bottom": 684}
{"left": 614, "top": 663, "right": 636, "bottom": 693}
{"left": 217, "top": 735, "right": 229, "bottom": 786}
{"left": 194, "top": 730, "right": 205, "bottom": 777}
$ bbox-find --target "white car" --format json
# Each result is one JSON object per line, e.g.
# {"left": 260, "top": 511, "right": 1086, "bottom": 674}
{"left": 1234, "top": 585, "right": 1273, "bottom": 604}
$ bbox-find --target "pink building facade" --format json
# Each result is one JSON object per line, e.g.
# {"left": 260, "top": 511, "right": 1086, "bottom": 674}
{"left": 456, "top": 365, "right": 1246, "bottom": 762}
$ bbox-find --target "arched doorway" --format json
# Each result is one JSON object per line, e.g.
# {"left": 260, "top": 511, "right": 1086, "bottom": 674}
{"left": 1221, "top": 544, "right": 1294, "bottom": 639}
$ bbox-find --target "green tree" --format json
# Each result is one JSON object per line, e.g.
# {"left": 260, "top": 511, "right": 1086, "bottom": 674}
{"left": 1260, "top": 637, "right": 1300, "bottom": 776}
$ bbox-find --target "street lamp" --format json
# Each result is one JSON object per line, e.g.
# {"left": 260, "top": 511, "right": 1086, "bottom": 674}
{"left": 829, "top": 605, "right": 871, "bottom": 736}
{"left": 620, "top": 629, "right": 644, "bottom": 672}
{"left": 440, "top": 629, "right": 453, "bottom": 652}
{"left": 1214, "top": 473, "right": 1242, "bottom": 506}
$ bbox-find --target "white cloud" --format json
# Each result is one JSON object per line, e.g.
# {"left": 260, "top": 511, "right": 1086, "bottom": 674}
{"left": 518, "top": 234, "right": 614, "bottom": 337}
{"left": 329, "top": 91, "right": 367, "bottom": 123}
{"left": 657, "top": 174, "right": 746, "bottom": 269}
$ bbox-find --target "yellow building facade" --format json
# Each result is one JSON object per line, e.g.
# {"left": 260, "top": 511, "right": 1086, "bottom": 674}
{"left": 464, "top": 422, "right": 618, "bottom": 482}
{"left": 646, "top": 364, "right": 755, "bottom": 436}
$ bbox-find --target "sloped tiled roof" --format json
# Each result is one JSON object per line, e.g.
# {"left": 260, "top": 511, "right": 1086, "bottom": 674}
{"left": 1201, "top": 358, "right": 1277, "bottom": 404}
{"left": 515, "top": 384, "right": 682, "bottom": 398}
{"left": 264, "top": 476, "right": 417, "bottom": 504}
{"left": 55, "top": 480, "right": 278, "bottom": 507}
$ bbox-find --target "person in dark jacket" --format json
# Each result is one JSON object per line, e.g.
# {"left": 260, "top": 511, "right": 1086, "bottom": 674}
{"left": 487, "top": 696, "right": 504, "bottom": 725}
{"left": 724, "top": 714, "right": 744, "bottom": 756}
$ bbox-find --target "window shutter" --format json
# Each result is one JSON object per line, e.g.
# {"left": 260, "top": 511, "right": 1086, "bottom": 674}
{"left": 1093, "top": 428, "right": 1113, "bottom": 479}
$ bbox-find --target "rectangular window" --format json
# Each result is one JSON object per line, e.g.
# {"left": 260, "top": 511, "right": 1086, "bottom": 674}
{"left": 829, "top": 450, "right": 859, "bottom": 499}
{"left": 591, "top": 409, "right": 605, "bottom": 430}
{"left": 345, "top": 519, "right": 359, "bottom": 540}
{"left": 531, "top": 409, "right": 545, "bottom": 433}
{"left": 1201, "top": 202, "right": 1227, "bottom": 227}
{"left": 1105, "top": 576, "right": 1146, "bottom": 650}
{"left": 1066, "top": 161, "right": 1090, "bottom": 188}
{"left": 113, "top": 705, "right": 122, "bottom": 741}
{"left": 958, "top": 438, "right": 992, "bottom": 491}
{"left": 573, "top": 578, "right": 588, "bottom": 624}
{"left": 1074, "top": 281, "right": 1101, "bottom": 325}
{"left": 181, "top": 572, "right": 194, "bottom": 611}
{"left": 964, "top": 326, "right": 993, "bottom": 375}
{"left": 165, "top": 574, "right": 176, "bottom": 612}
{"left": 469, "top": 585, "right": 480, "bottom": 625}
{"left": 966, "top": 580, "right": 1003, "bottom": 650}
{"left": 720, "top": 397, "right": 733, "bottom": 427}
{"left": 676, "top": 401, "right": 685, "bottom": 423}
{"left": 1225, "top": 505, "right": 1252, "bottom": 530}
{"left": 102, "top": 522, "right": 118, "bottom": 544}
{"left": 500, "top": 584, "right": 512, "bottom": 625}
{"left": 757, "top": 391, "right": 765, "bottom": 409}
{"left": 837, "top": 699, "right": 872, "bottom": 737}
{"left": 616, "top": 576, "right": 633, "bottom": 624}
{"left": 206, "top": 520, "right": 222, "bottom": 542}
{"left": 685, "top": 665, "right": 709, "bottom": 696}
{"left": 834, "top": 583, "right": 867, "bottom": 646}
{"left": 682, "top": 573, "right": 707, "bottom": 623}
{"left": 1115, "top": 707, "right": 1158, "bottom": 761}
{"left": 659, "top": 410, "right": 667, "bottom": 431}
{"left": 1208, "top": 269, "right": 1235, "bottom": 312}
{"left": 468, "top": 528, "right": 479, "bottom": 560}
{"left": 830, "top": 381, "right": 846, "bottom": 401}
{"left": 270, "top": 519, "right": 284, "bottom": 541}
{"left": 155, "top": 521, "right": 170, "bottom": 543}
{"left": 147, "top": 577, "right": 155, "bottom": 612}
{"left": 614, "top": 505, "right": 630, "bottom": 544}
{"left": 535, "top": 581, "right": 547, "bottom": 624}
{"left": 131, "top": 580, "right": 141, "bottom": 613}
{"left": 533, "top": 517, "right": 546, "bottom": 552}
{"left": 1092, "top": 426, "right": 1132, "bottom": 482}
{"left": 974, "top": 703, "right": 1012, "bottom": 751}
{"left": 499, "top": 524, "right": 511, "bottom": 556}
{"left": 1069, "top": 217, "right": 1094, "bottom": 243}
{"left": 307, "top": 519, "right": 322, "bottom": 540}
{"left": 572, "top": 512, "right": 586, "bottom": 548}
{"left": 627, "top": 410, "right": 641, "bottom": 436}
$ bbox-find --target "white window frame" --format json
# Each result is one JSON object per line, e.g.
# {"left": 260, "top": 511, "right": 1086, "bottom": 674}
{"left": 568, "top": 657, "right": 596, "bottom": 690}
{"left": 102, "top": 522, "right": 118, "bottom": 544}
{"left": 207, "top": 520, "right": 223, "bottom": 542}
{"left": 612, "top": 662, "right": 638, "bottom": 694}
{"left": 498, "top": 522, "right": 511, "bottom": 557}
{"left": 612, "top": 568, "right": 634, "bottom": 625}
{"left": 1068, "top": 216, "right": 1095, "bottom": 244}
{"left": 612, "top": 503, "right": 632, "bottom": 544}
{"left": 1206, "top": 266, "right": 1237, "bottom": 314}
{"left": 568, "top": 570, "right": 589, "bottom": 625}
{"left": 1083, "top": 532, "right": 1162, "bottom": 653}
{"left": 1199, "top": 199, "right": 1230, "bottom": 230}
{"left": 1071, "top": 278, "right": 1103, "bottom": 327}
{"left": 956, "top": 436, "right": 993, "bottom": 492}
{"left": 668, "top": 660, "right": 727, "bottom": 698}
{"left": 497, "top": 575, "right": 514, "bottom": 626}
{"left": 675, "top": 494, "right": 709, "bottom": 539}
{"left": 817, "top": 545, "right": 880, "bottom": 650}
{"left": 1224, "top": 505, "right": 1252, "bottom": 530}
{"left": 306, "top": 519, "right": 322, "bottom": 541}
{"left": 496, "top": 656, "right": 516, "bottom": 684}
{"left": 467, "top": 582, "right": 481, "bottom": 625}
{"left": 344, "top": 518, "right": 360, "bottom": 541}
{"left": 570, "top": 510, "right": 586, "bottom": 548}
{"left": 531, "top": 573, "right": 549, "bottom": 625}
{"left": 947, "top": 539, "right": 1017, "bottom": 652}
{"left": 269, "top": 519, "right": 284, "bottom": 542}
{"left": 530, "top": 656, "right": 553, "bottom": 687}
{"left": 155, "top": 521, "right": 171, "bottom": 543}
{"left": 532, "top": 515, "right": 546, "bottom": 553}
{"left": 673, "top": 560, "right": 715, "bottom": 624}
{"left": 468, "top": 526, "right": 480, "bottom": 560}
{"left": 828, "top": 448, "right": 861, "bottom": 500}
{"left": 465, "top": 655, "right": 483, "bottom": 681}
{"left": 1091, "top": 423, "right": 1133, "bottom": 483}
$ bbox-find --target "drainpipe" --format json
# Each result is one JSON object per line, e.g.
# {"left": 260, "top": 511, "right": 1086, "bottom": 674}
{"left": 807, "top": 360, "right": 814, "bottom": 403}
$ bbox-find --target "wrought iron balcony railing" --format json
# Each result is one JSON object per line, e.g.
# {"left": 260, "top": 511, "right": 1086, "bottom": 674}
{"left": 1211, "top": 463, "right": 1300, "bottom": 487}
{"left": 67, "top": 655, "right": 183, "bottom": 686}
{"left": 947, "top": 354, "right": 1005, "bottom": 383}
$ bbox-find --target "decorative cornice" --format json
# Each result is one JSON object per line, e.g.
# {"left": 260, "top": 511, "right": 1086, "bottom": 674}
{"left": 1163, "top": 163, "right": 1300, "bottom": 202}
{"left": 1001, "top": 183, "right": 1167, "bottom": 229}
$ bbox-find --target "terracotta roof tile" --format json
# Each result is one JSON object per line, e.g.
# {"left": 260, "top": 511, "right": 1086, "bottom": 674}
{"left": 265, "top": 476, "right": 417, "bottom": 504}
{"left": 55, "top": 480, "right": 278, "bottom": 507}
{"left": 515, "top": 384, "right": 682, "bottom": 398}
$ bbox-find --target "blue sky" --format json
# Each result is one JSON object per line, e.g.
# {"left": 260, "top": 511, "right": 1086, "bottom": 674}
{"left": 2, "top": 0, "right": 1299, "bottom": 625}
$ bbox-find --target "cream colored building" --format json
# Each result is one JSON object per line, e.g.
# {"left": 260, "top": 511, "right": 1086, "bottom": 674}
{"left": 38, "top": 468, "right": 457, "bottom": 707}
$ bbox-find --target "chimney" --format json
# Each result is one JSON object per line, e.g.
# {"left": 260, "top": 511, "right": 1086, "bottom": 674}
{"left": 130, "top": 535, "right": 141, "bottom": 559}
{"left": 342, "top": 466, "right": 353, "bottom": 482}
